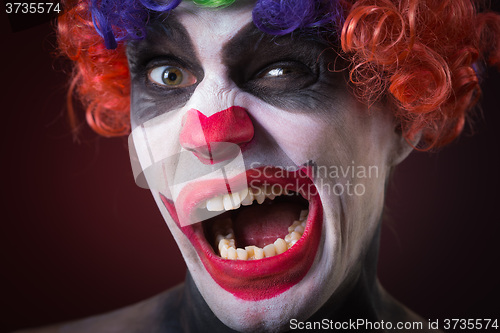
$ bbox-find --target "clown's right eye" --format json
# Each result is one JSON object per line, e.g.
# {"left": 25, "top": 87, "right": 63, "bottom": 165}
{"left": 148, "top": 65, "right": 197, "bottom": 88}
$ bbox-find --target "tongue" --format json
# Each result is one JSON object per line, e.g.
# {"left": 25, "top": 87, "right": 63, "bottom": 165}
{"left": 233, "top": 201, "right": 302, "bottom": 248}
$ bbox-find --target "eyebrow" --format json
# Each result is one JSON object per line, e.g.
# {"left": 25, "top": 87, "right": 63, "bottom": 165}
{"left": 221, "top": 21, "right": 267, "bottom": 60}
{"left": 126, "top": 13, "right": 199, "bottom": 70}
{"left": 221, "top": 20, "right": 332, "bottom": 63}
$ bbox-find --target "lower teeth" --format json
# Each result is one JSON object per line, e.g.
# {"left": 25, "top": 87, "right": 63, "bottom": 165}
{"left": 216, "top": 209, "right": 308, "bottom": 260}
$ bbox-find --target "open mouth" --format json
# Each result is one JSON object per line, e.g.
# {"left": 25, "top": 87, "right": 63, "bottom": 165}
{"left": 160, "top": 166, "right": 323, "bottom": 301}
{"left": 205, "top": 187, "right": 309, "bottom": 260}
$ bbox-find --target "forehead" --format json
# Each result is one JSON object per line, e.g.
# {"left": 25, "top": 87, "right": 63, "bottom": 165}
{"left": 126, "top": 0, "right": 344, "bottom": 125}
{"left": 127, "top": 2, "right": 330, "bottom": 69}
{"left": 173, "top": 1, "right": 255, "bottom": 42}
{"left": 125, "top": 1, "right": 261, "bottom": 68}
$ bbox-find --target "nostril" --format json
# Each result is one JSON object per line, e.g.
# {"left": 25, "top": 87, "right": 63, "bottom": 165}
{"left": 184, "top": 145, "right": 211, "bottom": 162}
{"left": 179, "top": 106, "right": 254, "bottom": 164}
{"left": 185, "top": 142, "right": 242, "bottom": 165}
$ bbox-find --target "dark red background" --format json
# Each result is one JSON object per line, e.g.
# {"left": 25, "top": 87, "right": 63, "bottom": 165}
{"left": 1, "top": 5, "right": 499, "bottom": 332}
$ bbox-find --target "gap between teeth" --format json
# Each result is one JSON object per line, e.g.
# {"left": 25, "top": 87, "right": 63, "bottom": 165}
{"left": 216, "top": 209, "right": 309, "bottom": 260}
{"left": 204, "top": 185, "right": 289, "bottom": 212}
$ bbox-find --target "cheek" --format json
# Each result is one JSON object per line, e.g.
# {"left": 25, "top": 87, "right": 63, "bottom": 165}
{"left": 244, "top": 91, "right": 385, "bottom": 168}
{"left": 130, "top": 79, "right": 197, "bottom": 127}
{"left": 247, "top": 104, "right": 344, "bottom": 167}
{"left": 259, "top": 100, "right": 394, "bottom": 244}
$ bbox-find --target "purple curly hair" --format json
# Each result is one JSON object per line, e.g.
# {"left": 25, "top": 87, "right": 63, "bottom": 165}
{"left": 90, "top": 0, "right": 343, "bottom": 49}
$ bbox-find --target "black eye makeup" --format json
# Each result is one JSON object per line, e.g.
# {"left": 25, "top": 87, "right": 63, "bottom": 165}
{"left": 223, "top": 27, "right": 344, "bottom": 111}
{"left": 127, "top": 17, "right": 345, "bottom": 125}
{"left": 249, "top": 60, "right": 317, "bottom": 91}
{"left": 127, "top": 16, "right": 204, "bottom": 125}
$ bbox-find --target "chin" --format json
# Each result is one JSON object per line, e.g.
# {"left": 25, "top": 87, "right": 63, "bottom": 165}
{"left": 150, "top": 163, "right": 382, "bottom": 332}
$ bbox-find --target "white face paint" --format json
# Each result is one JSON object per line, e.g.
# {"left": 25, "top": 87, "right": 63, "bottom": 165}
{"left": 127, "top": 1, "right": 413, "bottom": 331}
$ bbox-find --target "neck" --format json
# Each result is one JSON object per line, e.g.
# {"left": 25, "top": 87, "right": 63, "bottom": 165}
{"left": 308, "top": 224, "right": 383, "bottom": 324}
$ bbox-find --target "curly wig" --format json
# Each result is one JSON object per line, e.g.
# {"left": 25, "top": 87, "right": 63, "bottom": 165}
{"left": 57, "top": 0, "right": 500, "bottom": 149}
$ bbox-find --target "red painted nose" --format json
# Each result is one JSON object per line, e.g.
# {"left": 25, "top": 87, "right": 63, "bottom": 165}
{"left": 179, "top": 106, "right": 254, "bottom": 164}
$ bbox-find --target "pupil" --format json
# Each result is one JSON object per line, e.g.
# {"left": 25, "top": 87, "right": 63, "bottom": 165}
{"left": 167, "top": 72, "right": 177, "bottom": 82}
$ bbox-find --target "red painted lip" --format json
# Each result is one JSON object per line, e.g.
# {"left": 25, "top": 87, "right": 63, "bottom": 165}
{"left": 160, "top": 166, "right": 323, "bottom": 301}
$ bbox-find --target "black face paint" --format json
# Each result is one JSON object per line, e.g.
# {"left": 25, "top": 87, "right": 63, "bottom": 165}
{"left": 127, "top": 13, "right": 349, "bottom": 126}
{"left": 127, "top": 15, "right": 204, "bottom": 125}
{"left": 222, "top": 24, "right": 348, "bottom": 113}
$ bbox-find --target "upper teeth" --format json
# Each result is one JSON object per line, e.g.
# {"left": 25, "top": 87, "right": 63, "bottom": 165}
{"left": 204, "top": 186, "right": 285, "bottom": 212}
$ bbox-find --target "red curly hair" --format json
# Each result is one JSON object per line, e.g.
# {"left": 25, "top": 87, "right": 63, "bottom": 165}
{"left": 58, "top": 0, "right": 500, "bottom": 148}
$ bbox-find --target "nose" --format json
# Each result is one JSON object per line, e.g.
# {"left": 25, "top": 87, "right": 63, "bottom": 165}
{"left": 179, "top": 106, "right": 254, "bottom": 164}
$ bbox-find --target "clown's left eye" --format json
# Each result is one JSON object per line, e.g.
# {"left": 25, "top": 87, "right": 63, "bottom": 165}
{"left": 258, "top": 66, "right": 297, "bottom": 78}
{"left": 252, "top": 61, "right": 315, "bottom": 84}
{"left": 148, "top": 65, "right": 197, "bottom": 87}
{"left": 248, "top": 61, "right": 316, "bottom": 91}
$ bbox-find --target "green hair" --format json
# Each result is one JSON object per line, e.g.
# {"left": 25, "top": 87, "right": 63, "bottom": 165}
{"left": 192, "top": 0, "right": 236, "bottom": 8}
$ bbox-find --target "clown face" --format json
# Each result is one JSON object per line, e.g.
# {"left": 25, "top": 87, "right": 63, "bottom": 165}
{"left": 126, "top": 1, "right": 413, "bottom": 331}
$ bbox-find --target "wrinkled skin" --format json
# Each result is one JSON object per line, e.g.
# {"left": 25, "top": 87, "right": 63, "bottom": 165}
{"left": 124, "top": 2, "right": 431, "bottom": 332}
{"left": 16, "top": 2, "right": 442, "bottom": 333}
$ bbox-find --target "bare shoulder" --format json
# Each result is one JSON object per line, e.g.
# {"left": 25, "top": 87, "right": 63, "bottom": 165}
{"left": 12, "top": 284, "right": 184, "bottom": 333}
